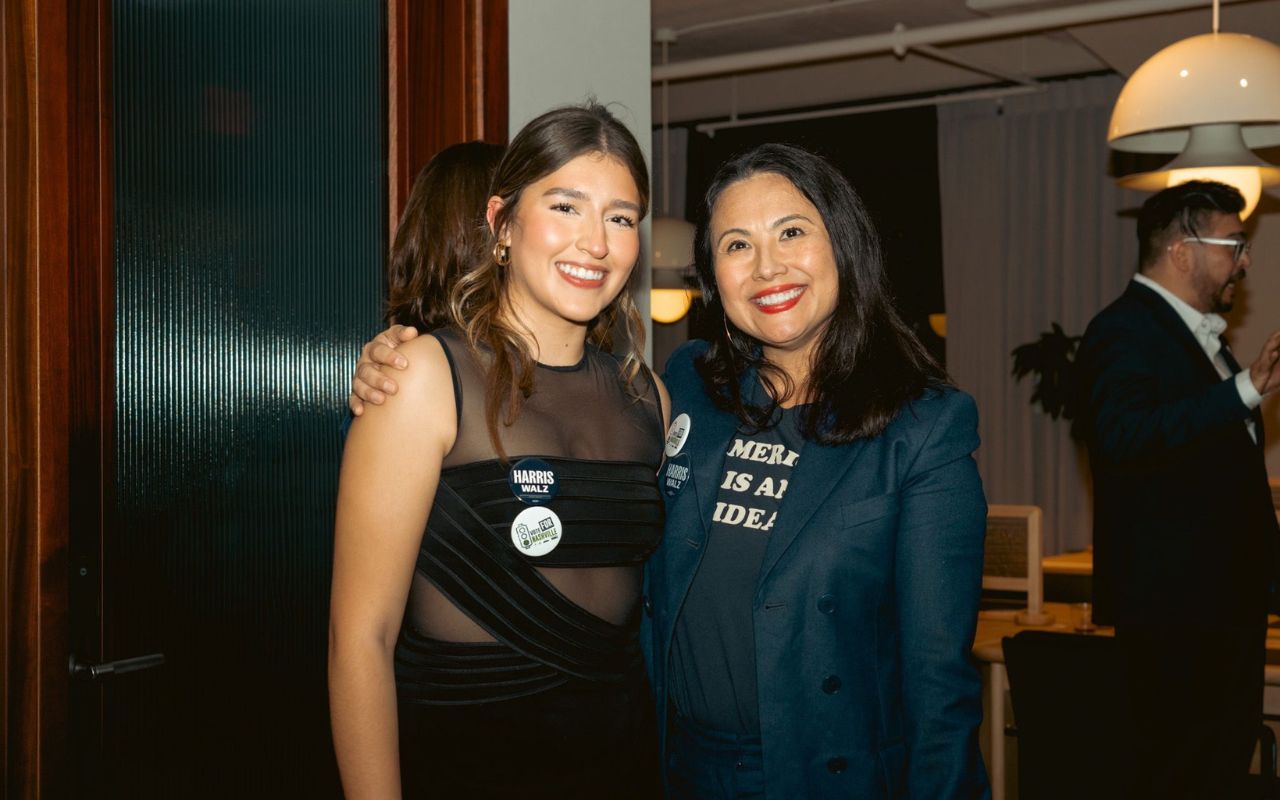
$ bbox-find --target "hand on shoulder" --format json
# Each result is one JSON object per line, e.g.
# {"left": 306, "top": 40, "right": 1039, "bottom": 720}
{"left": 348, "top": 334, "right": 456, "bottom": 458}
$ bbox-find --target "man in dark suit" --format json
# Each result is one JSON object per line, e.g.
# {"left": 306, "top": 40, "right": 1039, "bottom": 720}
{"left": 1076, "top": 180, "right": 1280, "bottom": 798}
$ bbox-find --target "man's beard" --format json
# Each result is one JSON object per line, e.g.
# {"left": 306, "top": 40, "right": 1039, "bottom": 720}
{"left": 1211, "top": 269, "right": 1246, "bottom": 313}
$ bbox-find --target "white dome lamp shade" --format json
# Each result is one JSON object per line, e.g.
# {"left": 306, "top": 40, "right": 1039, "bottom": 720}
{"left": 1108, "top": 25, "right": 1280, "bottom": 219}
{"left": 1117, "top": 123, "right": 1280, "bottom": 218}
{"left": 651, "top": 217, "right": 697, "bottom": 325}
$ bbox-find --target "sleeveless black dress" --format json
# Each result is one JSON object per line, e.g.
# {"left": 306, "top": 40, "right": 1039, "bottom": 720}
{"left": 395, "top": 328, "right": 665, "bottom": 799}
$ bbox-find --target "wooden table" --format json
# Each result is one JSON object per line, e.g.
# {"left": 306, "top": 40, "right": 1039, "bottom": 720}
{"left": 973, "top": 603, "right": 1280, "bottom": 800}
{"left": 1040, "top": 548, "right": 1092, "bottom": 576}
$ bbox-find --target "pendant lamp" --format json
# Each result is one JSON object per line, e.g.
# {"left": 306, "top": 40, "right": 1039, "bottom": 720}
{"left": 651, "top": 28, "right": 697, "bottom": 325}
{"left": 1100, "top": 1, "right": 1280, "bottom": 216}
{"left": 1107, "top": 3, "right": 1280, "bottom": 218}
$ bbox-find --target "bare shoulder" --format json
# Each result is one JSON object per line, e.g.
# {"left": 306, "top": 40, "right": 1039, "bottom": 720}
{"left": 351, "top": 334, "right": 456, "bottom": 449}
{"left": 396, "top": 334, "right": 452, "bottom": 384}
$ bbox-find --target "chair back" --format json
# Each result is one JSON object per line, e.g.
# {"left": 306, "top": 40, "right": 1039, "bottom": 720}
{"left": 1002, "top": 631, "right": 1136, "bottom": 800}
{"left": 983, "top": 504, "right": 1045, "bottom": 617}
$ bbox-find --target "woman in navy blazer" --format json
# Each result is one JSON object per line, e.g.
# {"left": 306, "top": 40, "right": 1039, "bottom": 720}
{"left": 645, "top": 144, "right": 989, "bottom": 798}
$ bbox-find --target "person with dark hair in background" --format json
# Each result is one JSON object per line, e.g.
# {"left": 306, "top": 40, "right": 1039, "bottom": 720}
{"left": 349, "top": 142, "right": 989, "bottom": 799}
{"left": 1074, "top": 180, "right": 1280, "bottom": 799}
{"left": 329, "top": 103, "right": 668, "bottom": 799}
{"left": 386, "top": 140, "right": 504, "bottom": 331}
{"left": 345, "top": 141, "right": 504, "bottom": 415}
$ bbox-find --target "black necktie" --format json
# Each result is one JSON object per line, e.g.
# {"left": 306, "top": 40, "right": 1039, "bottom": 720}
{"left": 1220, "top": 337, "right": 1242, "bottom": 373}
{"left": 1220, "top": 337, "right": 1265, "bottom": 446}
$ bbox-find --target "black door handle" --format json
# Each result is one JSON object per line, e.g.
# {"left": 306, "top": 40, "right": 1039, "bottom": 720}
{"left": 69, "top": 652, "right": 165, "bottom": 681}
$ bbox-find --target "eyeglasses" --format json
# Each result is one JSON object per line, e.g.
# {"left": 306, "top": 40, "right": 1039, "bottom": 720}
{"left": 1182, "top": 236, "right": 1252, "bottom": 263}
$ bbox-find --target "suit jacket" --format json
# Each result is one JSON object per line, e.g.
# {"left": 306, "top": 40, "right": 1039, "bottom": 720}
{"left": 1074, "top": 280, "right": 1279, "bottom": 626}
{"left": 643, "top": 341, "right": 990, "bottom": 799}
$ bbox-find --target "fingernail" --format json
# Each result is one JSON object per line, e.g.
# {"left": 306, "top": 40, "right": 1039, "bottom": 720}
{"left": 383, "top": 382, "right": 395, "bottom": 393}
{"left": 396, "top": 358, "right": 407, "bottom": 368}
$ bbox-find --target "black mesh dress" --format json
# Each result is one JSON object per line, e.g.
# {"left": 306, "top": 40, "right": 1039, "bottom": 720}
{"left": 395, "top": 328, "right": 665, "bottom": 799}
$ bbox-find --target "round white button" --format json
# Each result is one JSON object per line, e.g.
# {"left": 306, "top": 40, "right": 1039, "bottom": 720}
{"left": 510, "top": 506, "right": 563, "bottom": 557}
{"left": 664, "top": 413, "right": 692, "bottom": 457}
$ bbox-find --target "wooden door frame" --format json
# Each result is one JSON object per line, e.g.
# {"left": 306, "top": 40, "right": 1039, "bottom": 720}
{"left": 2, "top": 1, "right": 505, "bottom": 794}
{"left": 3, "top": 0, "right": 111, "bottom": 795}
{"left": 387, "top": 0, "right": 508, "bottom": 242}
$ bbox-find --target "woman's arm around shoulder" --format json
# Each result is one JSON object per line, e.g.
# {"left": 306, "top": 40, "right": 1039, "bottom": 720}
{"left": 894, "top": 389, "right": 990, "bottom": 799}
{"left": 329, "top": 334, "right": 456, "bottom": 799}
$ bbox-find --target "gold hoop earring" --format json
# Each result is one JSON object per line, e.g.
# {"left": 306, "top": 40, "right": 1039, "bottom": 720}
{"left": 493, "top": 242, "right": 511, "bottom": 266}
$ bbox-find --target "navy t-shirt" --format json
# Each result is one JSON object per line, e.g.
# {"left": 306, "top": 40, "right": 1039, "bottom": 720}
{"left": 668, "top": 405, "right": 806, "bottom": 734}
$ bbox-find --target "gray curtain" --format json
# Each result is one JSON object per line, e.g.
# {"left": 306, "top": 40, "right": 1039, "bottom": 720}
{"left": 937, "top": 74, "right": 1143, "bottom": 554}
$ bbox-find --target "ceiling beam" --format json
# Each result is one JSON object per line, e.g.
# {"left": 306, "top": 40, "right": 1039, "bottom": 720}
{"left": 652, "top": 0, "right": 1260, "bottom": 83}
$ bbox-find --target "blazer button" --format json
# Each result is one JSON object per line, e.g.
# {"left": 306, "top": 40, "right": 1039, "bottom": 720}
{"left": 827, "top": 756, "right": 848, "bottom": 774}
{"left": 817, "top": 594, "right": 836, "bottom": 614}
{"left": 822, "top": 675, "right": 842, "bottom": 694}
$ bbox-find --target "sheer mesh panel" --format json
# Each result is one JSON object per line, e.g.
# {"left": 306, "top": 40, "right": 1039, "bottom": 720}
{"left": 405, "top": 328, "right": 664, "bottom": 645}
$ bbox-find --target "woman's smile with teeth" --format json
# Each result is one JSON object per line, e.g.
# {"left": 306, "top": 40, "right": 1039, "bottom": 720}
{"left": 557, "top": 262, "right": 605, "bottom": 281}
{"left": 753, "top": 286, "right": 805, "bottom": 306}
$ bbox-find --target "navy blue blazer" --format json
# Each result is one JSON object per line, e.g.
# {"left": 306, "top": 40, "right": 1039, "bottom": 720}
{"left": 1074, "top": 279, "right": 1279, "bottom": 626}
{"left": 644, "top": 341, "right": 990, "bottom": 799}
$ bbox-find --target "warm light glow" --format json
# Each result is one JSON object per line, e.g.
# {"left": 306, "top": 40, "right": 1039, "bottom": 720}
{"left": 651, "top": 289, "right": 694, "bottom": 324}
{"left": 928, "top": 313, "right": 947, "bottom": 339}
{"left": 1163, "top": 166, "right": 1263, "bottom": 218}
{"left": 1115, "top": 124, "right": 1280, "bottom": 219}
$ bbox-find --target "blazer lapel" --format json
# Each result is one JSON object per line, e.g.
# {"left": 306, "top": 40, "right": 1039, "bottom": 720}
{"left": 756, "top": 434, "right": 870, "bottom": 590}
{"left": 1126, "top": 281, "right": 1222, "bottom": 386}
{"left": 1129, "top": 283, "right": 1262, "bottom": 451}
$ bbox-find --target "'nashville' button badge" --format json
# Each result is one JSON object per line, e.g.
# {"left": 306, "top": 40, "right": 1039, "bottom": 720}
{"left": 663, "top": 413, "right": 691, "bottom": 458}
{"left": 511, "top": 506, "right": 563, "bottom": 557}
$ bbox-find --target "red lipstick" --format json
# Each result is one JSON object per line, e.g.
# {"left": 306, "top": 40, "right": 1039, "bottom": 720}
{"left": 750, "top": 284, "right": 806, "bottom": 314}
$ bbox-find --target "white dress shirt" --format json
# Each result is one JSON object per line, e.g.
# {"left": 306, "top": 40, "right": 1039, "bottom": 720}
{"left": 1134, "top": 273, "right": 1259, "bottom": 442}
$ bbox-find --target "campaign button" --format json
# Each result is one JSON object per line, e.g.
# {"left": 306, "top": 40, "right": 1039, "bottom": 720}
{"left": 507, "top": 458, "right": 558, "bottom": 505}
{"left": 510, "top": 506, "right": 563, "bottom": 557}
{"left": 663, "top": 413, "right": 691, "bottom": 458}
{"left": 662, "top": 452, "right": 692, "bottom": 497}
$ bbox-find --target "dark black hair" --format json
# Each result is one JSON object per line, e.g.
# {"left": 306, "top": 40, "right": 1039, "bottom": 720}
{"left": 1137, "top": 180, "right": 1244, "bottom": 270}
{"left": 693, "top": 143, "right": 948, "bottom": 444}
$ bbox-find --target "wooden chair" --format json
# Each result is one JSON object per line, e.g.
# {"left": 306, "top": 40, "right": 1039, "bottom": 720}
{"left": 984, "top": 504, "right": 1052, "bottom": 625}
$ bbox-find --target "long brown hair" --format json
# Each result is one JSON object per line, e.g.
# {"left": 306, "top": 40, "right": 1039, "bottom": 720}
{"left": 449, "top": 102, "right": 650, "bottom": 458}
{"left": 386, "top": 141, "right": 505, "bottom": 329}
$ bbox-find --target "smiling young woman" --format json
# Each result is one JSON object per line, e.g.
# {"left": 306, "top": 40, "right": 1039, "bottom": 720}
{"left": 329, "top": 103, "right": 669, "bottom": 799}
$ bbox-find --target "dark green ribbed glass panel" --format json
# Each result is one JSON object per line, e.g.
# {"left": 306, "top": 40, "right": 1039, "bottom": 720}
{"left": 111, "top": 2, "right": 383, "bottom": 796}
